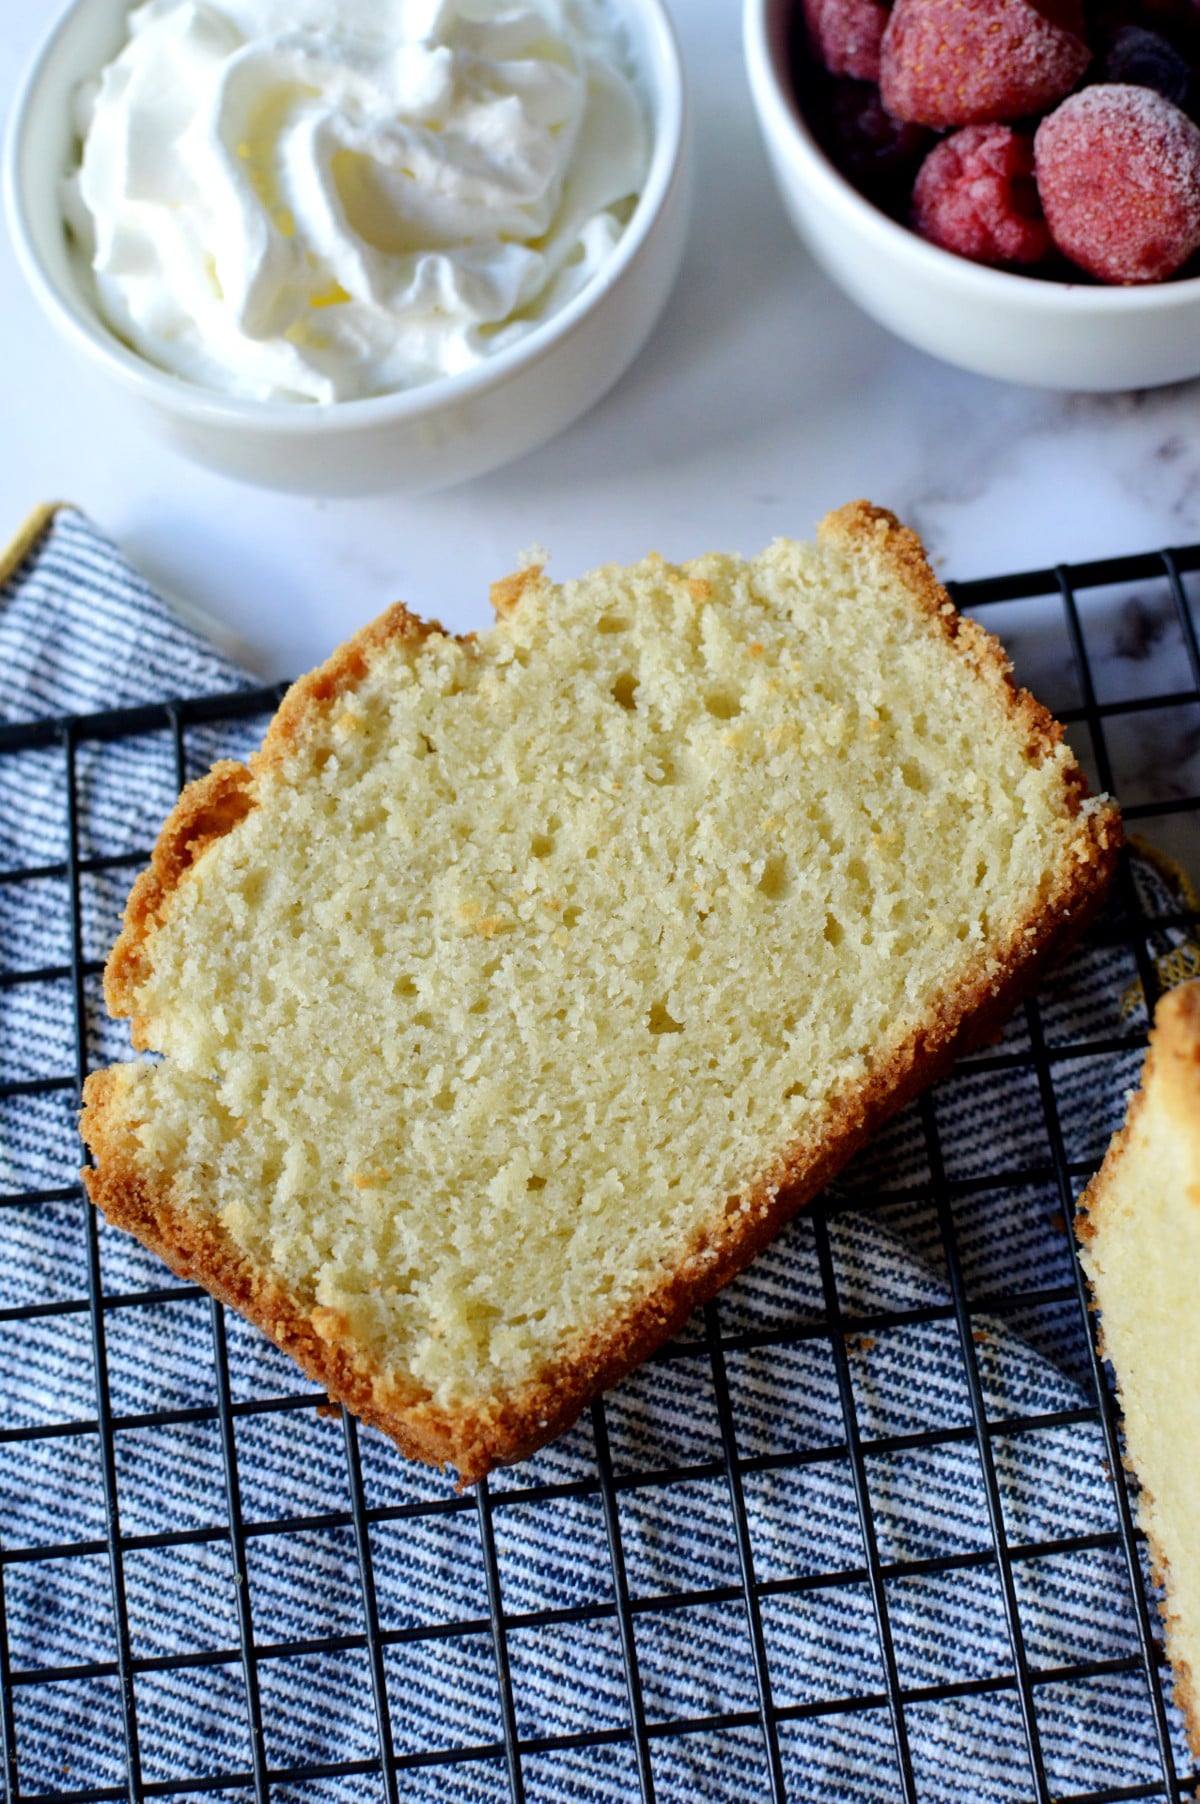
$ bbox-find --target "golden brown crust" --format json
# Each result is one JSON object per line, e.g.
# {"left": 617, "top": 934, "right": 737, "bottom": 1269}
{"left": 489, "top": 565, "right": 543, "bottom": 619}
{"left": 1141, "top": 1510, "right": 1200, "bottom": 1761}
{"left": 81, "top": 1069, "right": 462, "bottom": 1466}
{"left": 83, "top": 829, "right": 1113, "bottom": 1486}
{"left": 1077, "top": 980, "right": 1200, "bottom": 1248}
{"left": 1075, "top": 980, "right": 1200, "bottom": 1757}
{"left": 1175, "top": 1656, "right": 1200, "bottom": 1763}
{"left": 258, "top": 601, "right": 439, "bottom": 768}
{"left": 105, "top": 762, "right": 257, "bottom": 1040}
{"left": 819, "top": 501, "right": 1083, "bottom": 784}
{"left": 104, "top": 602, "right": 440, "bottom": 1034}
{"left": 1151, "top": 979, "right": 1200, "bottom": 1144}
{"left": 84, "top": 509, "right": 1123, "bottom": 1484}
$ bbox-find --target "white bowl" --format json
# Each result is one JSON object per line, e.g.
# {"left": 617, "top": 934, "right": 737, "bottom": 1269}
{"left": 743, "top": 0, "right": 1200, "bottom": 391}
{"left": 5, "top": 0, "right": 692, "bottom": 495}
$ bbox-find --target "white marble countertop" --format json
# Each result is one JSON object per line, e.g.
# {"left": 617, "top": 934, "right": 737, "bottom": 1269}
{"left": 3, "top": 1, "right": 1200, "bottom": 685}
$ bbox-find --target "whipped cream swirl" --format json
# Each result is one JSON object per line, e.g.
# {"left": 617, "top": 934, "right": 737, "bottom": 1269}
{"left": 64, "top": 0, "right": 649, "bottom": 402}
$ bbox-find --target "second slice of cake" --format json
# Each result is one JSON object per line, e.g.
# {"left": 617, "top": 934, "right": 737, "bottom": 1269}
{"left": 1077, "top": 979, "right": 1200, "bottom": 1755}
{"left": 81, "top": 503, "right": 1121, "bottom": 1481}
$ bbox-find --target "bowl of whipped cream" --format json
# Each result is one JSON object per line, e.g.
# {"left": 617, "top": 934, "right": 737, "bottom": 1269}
{"left": 6, "top": 0, "right": 690, "bottom": 493}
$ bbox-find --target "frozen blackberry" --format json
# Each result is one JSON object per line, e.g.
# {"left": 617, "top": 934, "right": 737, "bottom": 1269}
{"left": 1103, "top": 25, "right": 1191, "bottom": 107}
{"left": 808, "top": 76, "right": 934, "bottom": 214}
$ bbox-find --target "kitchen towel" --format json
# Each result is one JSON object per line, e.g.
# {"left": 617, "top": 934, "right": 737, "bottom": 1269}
{"left": 0, "top": 505, "right": 1194, "bottom": 1803}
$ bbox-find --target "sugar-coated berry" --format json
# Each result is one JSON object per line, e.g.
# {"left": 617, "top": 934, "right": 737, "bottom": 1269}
{"left": 881, "top": 0, "right": 1092, "bottom": 128}
{"left": 1103, "top": 25, "right": 1191, "bottom": 108}
{"left": 912, "top": 126, "right": 1051, "bottom": 264}
{"left": 803, "top": 0, "right": 892, "bottom": 82}
{"left": 1035, "top": 84, "right": 1200, "bottom": 281}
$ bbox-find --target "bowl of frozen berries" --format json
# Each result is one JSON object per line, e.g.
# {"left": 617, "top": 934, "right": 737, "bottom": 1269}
{"left": 744, "top": 0, "right": 1200, "bottom": 389}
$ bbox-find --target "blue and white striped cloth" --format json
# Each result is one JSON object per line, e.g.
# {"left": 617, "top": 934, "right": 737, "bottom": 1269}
{"left": 0, "top": 507, "right": 1193, "bottom": 1802}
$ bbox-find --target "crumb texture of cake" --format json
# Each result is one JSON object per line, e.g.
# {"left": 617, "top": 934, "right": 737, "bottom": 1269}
{"left": 1077, "top": 979, "right": 1200, "bottom": 1755}
{"left": 81, "top": 503, "right": 1120, "bottom": 1481}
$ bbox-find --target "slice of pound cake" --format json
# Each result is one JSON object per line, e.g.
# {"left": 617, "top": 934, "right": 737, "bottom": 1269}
{"left": 81, "top": 504, "right": 1120, "bottom": 1482}
{"left": 1077, "top": 979, "right": 1200, "bottom": 1755}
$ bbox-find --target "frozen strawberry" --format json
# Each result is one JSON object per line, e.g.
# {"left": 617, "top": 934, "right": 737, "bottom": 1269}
{"left": 803, "top": 0, "right": 892, "bottom": 82}
{"left": 881, "top": 0, "right": 1092, "bottom": 128}
{"left": 912, "top": 125, "right": 1051, "bottom": 264}
{"left": 1035, "top": 84, "right": 1200, "bottom": 281}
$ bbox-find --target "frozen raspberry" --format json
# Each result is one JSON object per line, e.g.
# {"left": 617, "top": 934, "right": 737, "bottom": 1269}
{"left": 808, "top": 78, "right": 934, "bottom": 214}
{"left": 804, "top": 0, "right": 891, "bottom": 82}
{"left": 1103, "top": 25, "right": 1191, "bottom": 108}
{"left": 881, "top": 0, "right": 1092, "bottom": 128}
{"left": 1035, "top": 84, "right": 1200, "bottom": 281}
{"left": 912, "top": 125, "right": 1051, "bottom": 264}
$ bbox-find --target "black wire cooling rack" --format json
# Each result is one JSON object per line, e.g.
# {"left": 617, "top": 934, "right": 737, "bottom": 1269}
{"left": 1, "top": 541, "right": 1199, "bottom": 1804}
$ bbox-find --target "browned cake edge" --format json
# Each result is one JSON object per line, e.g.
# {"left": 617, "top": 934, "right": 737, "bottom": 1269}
{"left": 1076, "top": 980, "right": 1200, "bottom": 1758}
{"left": 80, "top": 502, "right": 1123, "bottom": 1484}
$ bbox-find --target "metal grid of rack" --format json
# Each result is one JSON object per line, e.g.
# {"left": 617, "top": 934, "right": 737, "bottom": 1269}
{"left": 0, "top": 543, "right": 1198, "bottom": 1803}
